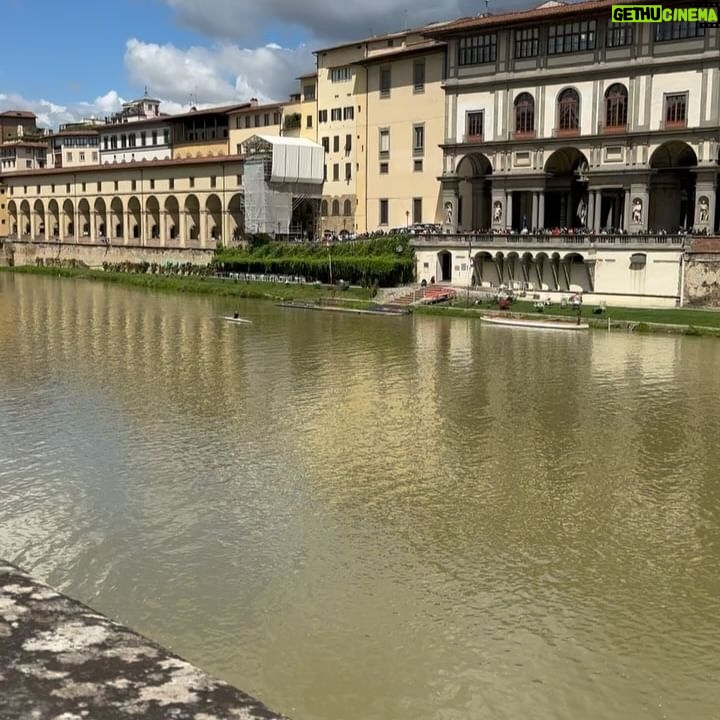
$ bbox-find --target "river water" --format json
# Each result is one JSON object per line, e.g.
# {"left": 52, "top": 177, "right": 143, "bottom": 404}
{"left": 1, "top": 273, "right": 719, "bottom": 720}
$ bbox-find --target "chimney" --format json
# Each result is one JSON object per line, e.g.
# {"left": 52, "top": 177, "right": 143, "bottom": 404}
{"left": 249, "top": 98, "right": 258, "bottom": 107}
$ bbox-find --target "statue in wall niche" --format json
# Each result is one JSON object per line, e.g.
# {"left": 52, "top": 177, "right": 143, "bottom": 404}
{"left": 699, "top": 196, "right": 710, "bottom": 223}
{"left": 445, "top": 202, "right": 453, "bottom": 225}
{"left": 632, "top": 198, "right": 642, "bottom": 224}
{"left": 493, "top": 201, "right": 503, "bottom": 223}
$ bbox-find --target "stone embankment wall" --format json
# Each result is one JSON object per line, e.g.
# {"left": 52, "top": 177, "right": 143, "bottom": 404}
{"left": 0, "top": 560, "right": 289, "bottom": 719}
{"left": 685, "top": 238, "right": 720, "bottom": 307}
{"left": 0, "top": 240, "right": 214, "bottom": 268}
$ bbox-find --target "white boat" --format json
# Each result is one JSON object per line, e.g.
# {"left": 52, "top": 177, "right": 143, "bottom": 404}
{"left": 219, "top": 316, "right": 253, "bottom": 325}
{"left": 481, "top": 314, "right": 589, "bottom": 331}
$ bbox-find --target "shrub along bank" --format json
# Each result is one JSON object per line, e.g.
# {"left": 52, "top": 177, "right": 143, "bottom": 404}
{"left": 213, "top": 235, "right": 415, "bottom": 287}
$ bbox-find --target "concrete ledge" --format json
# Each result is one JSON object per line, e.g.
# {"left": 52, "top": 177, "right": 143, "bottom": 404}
{"left": 0, "top": 560, "right": 289, "bottom": 720}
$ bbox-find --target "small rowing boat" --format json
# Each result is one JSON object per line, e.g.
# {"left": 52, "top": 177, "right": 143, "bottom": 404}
{"left": 219, "top": 316, "right": 253, "bottom": 325}
{"left": 481, "top": 315, "right": 589, "bottom": 331}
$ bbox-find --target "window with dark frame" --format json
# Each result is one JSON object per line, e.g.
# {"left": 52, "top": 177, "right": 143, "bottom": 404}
{"left": 664, "top": 93, "right": 687, "bottom": 126}
{"left": 380, "top": 68, "right": 391, "bottom": 97}
{"left": 413, "top": 125, "right": 425, "bottom": 155}
{"left": 514, "top": 93, "right": 535, "bottom": 134}
{"left": 343, "top": 106, "right": 354, "bottom": 120}
{"left": 379, "top": 199, "right": 389, "bottom": 225}
{"left": 606, "top": 21, "right": 634, "bottom": 47}
{"left": 413, "top": 60, "right": 425, "bottom": 91}
{"left": 466, "top": 111, "right": 484, "bottom": 140}
{"left": 655, "top": 21, "right": 705, "bottom": 41}
{"left": 558, "top": 88, "right": 580, "bottom": 130}
{"left": 604, "top": 84, "right": 628, "bottom": 128}
{"left": 333, "top": 163, "right": 339, "bottom": 181}
{"left": 333, "top": 136, "right": 340, "bottom": 153}
{"left": 514, "top": 28, "right": 539, "bottom": 58}
{"left": 458, "top": 34, "right": 497, "bottom": 65}
{"left": 412, "top": 197, "right": 422, "bottom": 224}
{"left": 548, "top": 20, "right": 596, "bottom": 54}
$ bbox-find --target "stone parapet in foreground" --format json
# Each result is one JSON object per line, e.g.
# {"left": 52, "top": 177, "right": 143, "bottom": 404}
{"left": 0, "top": 560, "right": 289, "bottom": 719}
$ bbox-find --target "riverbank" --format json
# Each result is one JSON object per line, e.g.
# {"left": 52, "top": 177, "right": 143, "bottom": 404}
{"left": 0, "top": 265, "right": 374, "bottom": 302}
{"left": 412, "top": 302, "right": 720, "bottom": 337}
{"left": 0, "top": 560, "right": 288, "bottom": 719}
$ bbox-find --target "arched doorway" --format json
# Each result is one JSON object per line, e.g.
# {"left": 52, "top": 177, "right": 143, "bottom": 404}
{"left": 291, "top": 199, "right": 318, "bottom": 240}
{"left": 562, "top": 252, "right": 589, "bottom": 292}
{"left": 227, "top": 193, "right": 244, "bottom": 243}
{"left": 534, "top": 252, "right": 549, "bottom": 290}
{"left": 206, "top": 194, "right": 222, "bottom": 243}
{"left": 146, "top": 196, "right": 160, "bottom": 242}
{"left": 78, "top": 199, "right": 91, "bottom": 239}
{"left": 649, "top": 141, "right": 697, "bottom": 232}
{"left": 472, "top": 251, "right": 494, "bottom": 286}
{"left": 544, "top": 148, "right": 589, "bottom": 229}
{"left": 184, "top": 195, "right": 200, "bottom": 245}
{"left": 47, "top": 200, "right": 59, "bottom": 238}
{"left": 7, "top": 201, "right": 18, "bottom": 237}
{"left": 20, "top": 200, "right": 31, "bottom": 237}
{"left": 33, "top": 200, "right": 45, "bottom": 238}
{"left": 110, "top": 197, "right": 124, "bottom": 240}
{"left": 94, "top": 198, "right": 107, "bottom": 241}
{"left": 456, "top": 153, "right": 492, "bottom": 230}
{"left": 437, "top": 250, "right": 452, "bottom": 282}
{"left": 62, "top": 199, "right": 74, "bottom": 238}
{"left": 128, "top": 197, "right": 142, "bottom": 241}
{"left": 165, "top": 197, "right": 180, "bottom": 242}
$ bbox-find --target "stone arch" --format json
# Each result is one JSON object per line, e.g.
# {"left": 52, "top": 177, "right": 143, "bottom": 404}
{"left": 521, "top": 251, "right": 534, "bottom": 286}
{"left": 48, "top": 199, "right": 60, "bottom": 238}
{"left": 19, "top": 200, "right": 31, "bottom": 237}
{"left": 165, "top": 196, "right": 180, "bottom": 242}
{"left": 110, "top": 197, "right": 124, "bottom": 240}
{"left": 456, "top": 151, "right": 493, "bottom": 230}
{"left": 534, "top": 251, "right": 550, "bottom": 290}
{"left": 227, "top": 193, "right": 244, "bottom": 243}
{"left": 543, "top": 147, "right": 590, "bottom": 229}
{"left": 184, "top": 194, "right": 200, "bottom": 243}
{"left": 291, "top": 198, "right": 318, "bottom": 240}
{"left": 331, "top": 199, "right": 340, "bottom": 216}
{"left": 320, "top": 199, "right": 328, "bottom": 216}
{"left": 78, "top": 199, "right": 91, "bottom": 239}
{"left": 62, "top": 199, "right": 74, "bottom": 238}
{"left": 206, "top": 193, "right": 222, "bottom": 242}
{"left": 33, "top": 199, "right": 45, "bottom": 238}
{"left": 649, "top": 141, "right": 697, "bottom": 231}
{"left": 127, "top": 196, "right": 142, "bottom": 241}
{"left": 506, "top": 251, "right": 520, "bottom": 285}
{"left": 94, "top": 198, "right": 107, "bottom": 241}
{"left": 562, "top": 251, "right": 589, "bottom": 292}
{"left": 146, "top": 195, "right": 161, "bottom": 241}
{"left": 437, "top": 249, "right": 452, "bottom": 282}
{"left": 472, "top": 250, "right": 494, "bottom": 286}
{"left": 7, "top": 200, "right": 18, "bottom": 236}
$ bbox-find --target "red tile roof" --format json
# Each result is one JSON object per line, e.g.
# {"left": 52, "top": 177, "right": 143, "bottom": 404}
{"left": 0, "top": 110, "right": 37, "bottom": 119}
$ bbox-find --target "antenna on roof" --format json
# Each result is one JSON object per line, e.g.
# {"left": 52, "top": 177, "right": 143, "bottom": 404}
{"left": 484, "top": 0, "right": 490, "bottom": 14}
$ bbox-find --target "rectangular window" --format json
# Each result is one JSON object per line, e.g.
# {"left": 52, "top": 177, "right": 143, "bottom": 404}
{"left": 254, "top": 114, "right": 260, "bottom": 127}
{"left": 303, "top": 84, "right": 316, "bottom": 100}
{"left": 81, "top": 182, "right": 86, "bottom": 192}
{"left": 380, "top": 68, "right": 391, "bottom": 97}
{"left": 514, "top": 28, "right": 539, "bottom": 58}
{"left": 210, "top": 176, "right": 217, "bottom": 188}
{"left": 321, "top": 136, "right": 330, "bottom": 152}
{"left": 343, "top": 106, "right": 354, "bottom": 120}
{"left": 97, "top": 182, "right": 102, "bottom": 191}
{"left": 458, "top": 34, "right": 497, "bottom": 65}
{"left": 412, "top": 197, "right": 422, "bottom": 224}
{"left": 92, "top": 151, "right": 98, "bottom": 161}
{"left": 66, "top": 152, "right": 72, "bottom": 162}
{"left": 264, "top": 113, "right": 270, "bottom": 126}
{"left": 323, "top": 164, "right": 327, "bottom": 181}
{"left": 237, "top": 174, "right": 243, "bottom": 185}
{"left": 169, "top": 178, "right": 174, "bottom": 190}
{"left": 150, "top": 179, "right": 155, "bottom": 189}
{"left": 189, "top": 177, "right": 195, "bottom": 188}
{"left": 131, "top": 180, "right": 137, "bottom": 191}
{"left": 413, "top": 60, "right": 425, "bottom": 92}
{"left": 466, "top": 111, "right": 484, "bottom": 141}
{"left": 379, "top": 199, "right": 389, "bottom": 225}
{"left": 273, "top": 111, "right": 281, "bottom": 124}
{"left": 79, "top": 151, "right": 85, "bottom": 161}
{"left": 36, "top": 185, "right": 40, "bottom": 193}
{"left": 414, "top": 159, "right": 423, "bottom": 172}
{"left": 664, "top": 93, "right": 687, "bottom": 127}
{"left": 329, "top": 66, "right": 352, "bottom": 82}
{"left": 333, "top": 136, "right": 340, "bottom": 152}
{"left": 606, "top": 21, "right": 634, "bottom": 47}
{"left": 114, "top": 181, "right": 118, "bottom": 191}
{"left": 380, "top": 162, "right": 389, "bottom": 174}
{"left": 129, "top": 134, "right": 136, "bottom": 147}
{"left": 306, "top": 115, "right": 313, "bottom": 128}
{"left": 245, "top": 116, "right": 251, "bottom": 128}
{"left": 318, "top": 109, "right": 328, "bottom": 123}
{"left": 331, "top": 108, "right": 342, "bottom": 121}
{"left": 103, "top": 137, "right": 109, "bottom": 150}
{"left": 345, "top": 162, "right": 352, "bottom": 180}
{"left": 66, "top": 183, "right": 70, "bottom": 192}
{"left": 345, "top": 134, "right": 352, "bottom": 153}
{"left": 413, "top": 124, "right": 425, "bottom": 156}
{"left": 152, "top": 131, "right": 157, "bottom": 144}
{"left": 655, "top": 21, "right": 705, "bottom": 41}
{"left": 164, "top": 129, "right": 169, "bottom": 144}
{"left": 379, "top": 128, "right": 390, "bottom": 158}
{"left": 333, "top": 163, "right": 339, "bottom": 181}
{"left": 121, "top": 135, "right": 127, "bottom": 148}
{"left": 548, "top": 21, "right": 596, "bottom": 54}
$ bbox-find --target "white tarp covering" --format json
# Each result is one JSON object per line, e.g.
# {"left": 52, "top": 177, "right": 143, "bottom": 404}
{"left": 255, "top": 134, "right": 324, "bottom": 185}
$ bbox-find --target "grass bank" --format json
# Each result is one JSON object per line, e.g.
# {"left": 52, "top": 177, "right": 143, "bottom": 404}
{"left": 0, "top": 265, "right": 374, "bottom": 302}
{"left": 412, "top": 301, "right": 720, "bottom": 337}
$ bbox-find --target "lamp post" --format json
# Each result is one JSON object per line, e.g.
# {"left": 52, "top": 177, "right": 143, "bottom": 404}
{"left": 406, "top": 210, "right": 410, "bottom": 230}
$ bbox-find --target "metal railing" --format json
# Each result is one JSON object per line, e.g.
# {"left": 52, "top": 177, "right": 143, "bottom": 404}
{"left": 410, "top": 233, "right": 686, "bottom": 248}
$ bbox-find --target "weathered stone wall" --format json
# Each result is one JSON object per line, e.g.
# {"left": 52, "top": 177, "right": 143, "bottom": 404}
{"left": 0, "top": 560, "right": 289, "bottom": 719}
{"left": 684, "top": 238, "right": 720, "bottom": 307}
{"left": 1, "top": 241, "right": 214, "bottom": 269}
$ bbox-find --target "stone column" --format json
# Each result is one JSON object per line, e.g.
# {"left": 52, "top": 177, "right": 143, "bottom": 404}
{"left": 538, "top": 191, "right": 545, "bottom": 230}
{"left": 160, "top": 211, "right": 167, "bottom": 248}
{"left": 90, "top": 211, "right": 97, "bottom": 244}
{"left": 593, "top": 190, "right": 602, "bottom": 231}
{"left": 587, "top": 190, "right": 595, "bottom": 230}
{"left": 531, "top": 192, "right": 539, "bottom": 231}
{"left": 628, "top": 181, "right": 649, "bottom": 233}
{"left": 622, "top": 189, "right": 630, "bottom": 231}
{"left": 180, "top": 212, "right": 187, "bottom": 248}
{"left": 505, "top": 191, "right": 514, "bottom": 231}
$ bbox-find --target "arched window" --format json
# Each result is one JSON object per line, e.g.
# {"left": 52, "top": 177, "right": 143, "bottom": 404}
{"left": 514, "top": 93, "right": 535, "bottom": 135}
{"left": 604, "top": 83, "right": 628, "bottom": 128}
{"left": 320, "top": 200, "right": 328, "bottom": 216}
{"left": 558, "top": 88, "right": 580, "bottom": 131}
{"left": 343, "top": 199, "right": 352, "bottom": 216}
{"left": 331, "top": 199, "right": 340, "bottom": 216}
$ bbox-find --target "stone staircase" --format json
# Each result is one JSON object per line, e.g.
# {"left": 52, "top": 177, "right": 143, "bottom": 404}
{"left": 388, "top": 285, "right": 457, "bottom": 307}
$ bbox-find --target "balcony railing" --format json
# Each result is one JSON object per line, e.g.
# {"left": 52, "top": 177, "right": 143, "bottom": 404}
{"left": 409, "top": 233, "right": 687, "bottom": 249}
{"left": 463, "top": 133, "right": 484, "bottom": 144}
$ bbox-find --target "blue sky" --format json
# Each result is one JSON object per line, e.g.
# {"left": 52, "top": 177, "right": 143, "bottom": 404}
{"left": 0, "top": 0, "right": 532, "bottom": 128}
